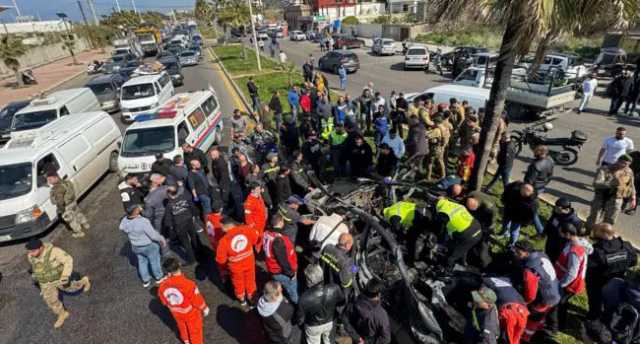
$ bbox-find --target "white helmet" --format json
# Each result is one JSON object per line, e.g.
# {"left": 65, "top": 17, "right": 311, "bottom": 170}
{"left": 543, "top": 122, "right": 554, "bottom": 131}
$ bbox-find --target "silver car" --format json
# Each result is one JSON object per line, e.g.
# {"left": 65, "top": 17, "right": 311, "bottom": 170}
{"left": 372, "top": 38, "right": 396, "bottom": 56}
{"left": 179, "top": 51, "right": 198, "bottom": 66}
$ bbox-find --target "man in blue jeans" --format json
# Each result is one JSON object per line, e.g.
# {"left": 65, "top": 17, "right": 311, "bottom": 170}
{"left": 119, "top": 204, "right": 167, "bottom": 287}
{"left": 187, "top": 159, "right": 212, "bottom": 217}
{"left": 484, "top": 135, "right": 517, "bottom": 192}
{"left": 501, "top": 182, "right": 543, "bottom": 247}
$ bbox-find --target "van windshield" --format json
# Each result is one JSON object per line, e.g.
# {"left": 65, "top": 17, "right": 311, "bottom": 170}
{"left": 122, "top": 84, "right": 155, "bottom": 100}
{"left": 88, "top": 82, "right": 114, "bottom": 95}
{"left": 0, "top": 163, "right": 32, "bottom": 200}
{"left": 12, "top": 110, "right": 58, "bottom": 131}
{"left": 121, "top": 126, "right": 175, "bottom": 157}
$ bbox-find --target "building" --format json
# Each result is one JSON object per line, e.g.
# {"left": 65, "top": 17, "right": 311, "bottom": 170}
{"left": 3, "top": 20, "right": 67, "bottom": 34}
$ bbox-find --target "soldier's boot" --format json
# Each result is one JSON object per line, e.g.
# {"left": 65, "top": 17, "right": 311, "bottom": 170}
{"left": 54, "top": 310, "right": 69, "bottom": 329}
{"left": 81, "top": 276, "right": 91, "bottom": 293}
{"left": 71, "top": 231, "right": 85, "bottom": 238}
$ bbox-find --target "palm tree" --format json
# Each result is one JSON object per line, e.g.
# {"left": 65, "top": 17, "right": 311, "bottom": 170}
{"left": 195, "top": 0, "right": 215, "bottom": 25}
{"left": 61, "top": 33, "right": 79, "bottom": 65}
{"left": 216, "top": 0, "right": 251, "bottom": 57}
{"left": 434, "top": 0, "right": 554, "bottom": 192}
{"left": 0, "top": 35, "right": 28, "bottom": 87}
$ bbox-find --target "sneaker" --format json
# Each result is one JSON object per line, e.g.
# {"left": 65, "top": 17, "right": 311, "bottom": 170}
{"left": 239, "top": 300, "right": 248, "bottom": 307}
{"left": 142, "top": 281, "right": 151, "bottom": 288}
{"left": 154, "top": 276, "right": 167, "bottom": 285}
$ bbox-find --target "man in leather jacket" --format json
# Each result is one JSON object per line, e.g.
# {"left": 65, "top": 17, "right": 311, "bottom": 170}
{"left": 524, "top": 145, "right": 554, "bottom": 194}
{"left": 343, "top": 278, "right": 391, "bottom": 344}
{"left": 296, "top": 264, "right": 344, "bottom": 344}
{"left": 587, "top": 223, "right": 638, "bottom": 319}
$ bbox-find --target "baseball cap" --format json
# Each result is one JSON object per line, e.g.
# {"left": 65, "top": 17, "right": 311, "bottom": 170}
{"left": 472, "top": 287, "right": 497, "bottom": 305}
{"left": 286, "top": 195, "right": 305, "bottom": 205}
{"left": 555, "top": 197, "right": 571, "bottom": 209}
{"left": 25, "top": 238, "right": 43, "bottom": 250}
{"left": 619, "top": 154, "right": 633, "bottom": 163}
{"left": 126, "top": 204, "right": 141, "bottom": 215}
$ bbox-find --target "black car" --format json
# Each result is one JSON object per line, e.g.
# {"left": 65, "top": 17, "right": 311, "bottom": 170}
{"left": 158, "top": 57, "right": 184, "bottom": 86}
{"left": 318, "top": 51, "right": 360, "bottom": 74}
{"left": 118, "top": 60, "right": 141, "bottom": 78}
{"left": 0, "top": 100, "right": 30, "bottom": 144}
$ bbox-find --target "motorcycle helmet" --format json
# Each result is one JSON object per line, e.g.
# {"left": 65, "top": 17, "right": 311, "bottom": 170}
{"left": 543, "top": 122, "right": 554, "bottom": 131}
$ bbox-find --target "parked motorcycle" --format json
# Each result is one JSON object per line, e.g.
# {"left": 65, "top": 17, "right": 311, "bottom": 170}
{"left": 510, "top": 116, "right": 588, "bottom": 166}
{"left": 429, "top": 49, "right": 445, "bottom": 76}
{"left": 87, "top": 60, "right": 103, "bottom": 75}
{"left": 21, "top": 69, "right": 37, "bottom": 85}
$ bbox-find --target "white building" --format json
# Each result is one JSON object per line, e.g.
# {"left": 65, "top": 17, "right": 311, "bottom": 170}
{"left": 3, "top": 20, "right": 68, "bottom": 34}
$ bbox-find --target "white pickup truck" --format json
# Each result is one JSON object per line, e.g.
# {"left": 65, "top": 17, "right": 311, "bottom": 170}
{"left": 520, "top": 53, "right": 589, "bottom": 82}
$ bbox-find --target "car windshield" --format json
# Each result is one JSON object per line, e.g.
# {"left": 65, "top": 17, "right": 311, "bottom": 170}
{"left": 0, "top": 163, "right": 32, "bottom": 200}
{"left": 121, "top": 126, "right": 175, "bottom": 157}
{"left": 407, "top": 48, "right": 426, "bottom": 55}
{"left": 181, "top": 51, "right": 195, "bottom": 57}
{"left": 88, "top": 82, "right": 114, "bottom": 95}
{"left": 383, "top": 41, "right": 394, "bottom": 46}
{"left": 0, "top": 104, "right": 21, "bottom": 130}
{"left": 121, "top": 83, "right": 155, "bottom": 100}
{"left": 12, "top": 110, "right": 58, "bottom": 131}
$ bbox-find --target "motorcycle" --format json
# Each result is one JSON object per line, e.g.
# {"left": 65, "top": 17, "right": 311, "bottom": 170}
{"left": 429, "top": 49, "right": 445, "bottom": 76}
{"left": 510, "top": 116, "right": 588, "bottom": 166}
{"left": 21, "top": 69, "right": 37, "bottom": 85}
{"left": 87, "top": 60, "right": 103, "bottom": 75}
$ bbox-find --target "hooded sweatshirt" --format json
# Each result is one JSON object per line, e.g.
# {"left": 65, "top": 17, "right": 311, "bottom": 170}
{"left": 258, "top": 296, "right": 295, "bottom": 344}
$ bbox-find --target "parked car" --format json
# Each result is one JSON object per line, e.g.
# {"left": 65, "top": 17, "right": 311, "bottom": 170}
{"left": 333, "top": 34, "right": 364, "bottom": 50}
{"left": 179, "top": 50, "right": 199, "bottom": 66}
{"left": 289, "top": 30, "right": 306, "bottom": 41}
{"left": 404, "top": 44, "right": 430, "bottom": 70}
{"left": 118, "top": 60, "right": 142, "bottom": 78}
{"left": 372, "top": 38, "right": 397, "bottom": 56}
{"left": 0, "top": 100, "right": 30, "bottom": 144}
{"left": 188, "top": 45, "right": 202, "bottom": 60}
{"left": 593, "top": 47, "right": 631, "bottom": 77}
{"left": 158, "top": 56, "right": 184, "bottom": 86}
{"left": 85, "top": 73, "right": 126, "bottom": 113}
{"left": 318, "top": 50, "right": 360, "bottom": 74}
{"left": 111, "top": 52, "right": 136, "bottom": 65}
{"left": 443, "top": 46, "right": 489, "bottom": 59}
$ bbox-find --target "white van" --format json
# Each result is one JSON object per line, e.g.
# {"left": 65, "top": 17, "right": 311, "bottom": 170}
{"left": 406, "top": 84, "right": 490, "bottom": 111}
{"left": 118, "top": 89, "right": 224, "bottom": 177}
{"left": 0, "top": 111, "right": 122, "bottom": 242}
{"left": 11, "top": 88, "right": 100, "bottom": 133}
{"left": 120, "top": 71, "right": 175, "bottom": 122}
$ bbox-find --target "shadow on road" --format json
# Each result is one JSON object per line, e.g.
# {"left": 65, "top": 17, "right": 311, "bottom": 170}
{"left": 216, "top": 304, "right": 266, "bottom": 344}
{"left": 118, "top": 241, "right": 137, "bottom": 269}
{"left": 562, "top": 166, "right": 597, "bottom": 179}
{"left": 148, "top": 295, "right": 180, "bottom": 341}
{"left": 546, "top": 187, "right": 592, "bottom": 207}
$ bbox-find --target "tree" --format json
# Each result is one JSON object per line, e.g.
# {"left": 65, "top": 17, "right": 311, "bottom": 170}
{"left": 0, "top": 35, "right": 28, "bottom": 87}
{"left": 216, "top": 0, "right": 251, "bottom": 57}
{"left": 195, "top": 0, "right": 214, "bottom": 25}
{"left": 61, "top": 33, "right": 79, "bottom": 65}
{"left": 342, "top": 16, "right": 359, "bottom": 25}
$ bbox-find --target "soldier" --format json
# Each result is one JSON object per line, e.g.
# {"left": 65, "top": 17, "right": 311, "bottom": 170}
{"left": 47, "top": 171, "right": 89, "bottom": 238}
{"left": 425, "top": 117, "right": 445, "bottom": 181}
{"left": 26, "top": 239, "right": 91, "bottom": 328}
{"left": 586, "top": 154, "right": 636, "bottom": 228}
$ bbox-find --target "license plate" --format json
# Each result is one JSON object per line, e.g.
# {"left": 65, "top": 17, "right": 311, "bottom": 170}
{"left": 0, "top": 234, "right": 12, "bottom": 242}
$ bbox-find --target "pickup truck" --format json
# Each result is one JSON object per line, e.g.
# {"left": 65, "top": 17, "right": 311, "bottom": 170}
{"left": 520, "top": 53, "right": 589, "bottom": 82}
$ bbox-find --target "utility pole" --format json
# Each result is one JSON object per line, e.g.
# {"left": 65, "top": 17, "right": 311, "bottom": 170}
{"left": 77, "top": 1, "right": 94, "bottom": 49}
{"left": 11, "top": 0, "right": 20, "bottom": 17}
{"left": 87, "top": 0, "right": 99, "bottom": 25}
{"left": 247, "top": 0, "right": 261, "bottom": 71}
{"left": 114, "top": 0, "right": 121, "bottom": 12}
{"left": 130, "top": 0, "right": 142, "bottom": 22}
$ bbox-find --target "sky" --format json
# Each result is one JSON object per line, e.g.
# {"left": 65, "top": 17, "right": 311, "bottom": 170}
{"left": 0, "top": 0, "right": 195, "bottom": 22}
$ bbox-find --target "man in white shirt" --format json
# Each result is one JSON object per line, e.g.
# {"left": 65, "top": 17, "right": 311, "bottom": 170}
{"left": 578, "top": 74, "right": 598, "bottom": 113}
{"left": 596, "top": 127, "right": 634, "bottom": 166}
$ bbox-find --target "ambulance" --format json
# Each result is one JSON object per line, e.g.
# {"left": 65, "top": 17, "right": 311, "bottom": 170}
{"left": 117, "top": 88, "right": 223, "bottom": 177}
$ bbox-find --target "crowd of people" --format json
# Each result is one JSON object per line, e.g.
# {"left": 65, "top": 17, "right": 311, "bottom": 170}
{"left": 23, "top": 62, "right": 640, "bottom": 344}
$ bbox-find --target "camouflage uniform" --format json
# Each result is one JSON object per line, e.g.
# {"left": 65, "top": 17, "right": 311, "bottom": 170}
{"left": 51, "top": 180, "right": 89, "bottom": 238}
{"left": 439, "top": 118, "right": 453, "bottom": 169}
{"left": 28, "top": 243, "right": 90, "bottom": 327}
{"left": 425, "top": 126, "right": 445, "bottom": 181}
{"left": 587, "top": 165, "right": 636, "bottom": 227}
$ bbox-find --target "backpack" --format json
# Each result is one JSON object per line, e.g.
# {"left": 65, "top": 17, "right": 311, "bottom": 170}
{"left": 610, "top": 303, "right": 640, "bottom": 344}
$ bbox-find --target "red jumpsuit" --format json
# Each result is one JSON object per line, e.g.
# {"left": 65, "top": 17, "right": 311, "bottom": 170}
{"left": 244, "top": 193, "right": 267, "bottom": 250}
{"left": 216, "top": 225, "right": 258, "bottom": 301}
{"left": 157, "top": 274, "right": 208, "bottom": 344}
{"left": 205, "top": 212, "right": 224, "bottom": 253}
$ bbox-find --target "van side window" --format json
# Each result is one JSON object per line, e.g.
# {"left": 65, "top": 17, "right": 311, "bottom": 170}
{"left": 177, "top": 121, "right": 190, "bottom": 146}
{"left": 59, "top": 106, "right": 70, "bottom": 117}
{"left": 187, "top": 107, "right": 206, "bottom": 130}
{"left": 154, "top": 82, "right": 161, "bottom": 94}
{"left": 201, "top": 96, "right": 218, "bottom": 117}
{"left": 36, "top": 153, "right": 60, "bottom": 187}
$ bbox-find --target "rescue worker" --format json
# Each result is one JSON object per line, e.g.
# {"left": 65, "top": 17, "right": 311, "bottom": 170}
{"left": 264, "top": 214, "right": 299, "bottom": 304}
{"left": 290, "top": 150, "right": 314, "bottom": 195}
{"left": 383, "top": 201, "right": 431, "bottom": 263}
{"left": 464, "top": 286, "right": 499, "bottom": 344}
{"left": 426, "top": 118, "right": 445, "bottom": 181}
{"left": 543, "top": 198, "right": 582, "bottom": 263}
{"left": 512, "top": 241, "right": 560, "bottom": 342}
{"left": 157, "top": 257, "right": 210, "bottom": 344}
{"left": 118, "top": 173, "right": 146, "bottom": 213}
{"left": 262, "top": 153, "right": 281, "bottom": 203}
{"left": 244, "top": 181, "right": 268, "bottom": 251}
{"left": 483, "top": 277, "right": 529, "bottom": 344}
{"left": 328, "top": 123, "right": 348, "bottom": 178}
{"left": 548, "top": 222, "right": 592, "bottom": 334}
{"left": 302, "top": 131, "right": 323, "bottom": 179}
{"left": 275, "top": 166, "right": 294, "bottom": 205}
{"left": 587, "top": 222, "right": 637, "bottom": 319}
{"left": 587, "top": 154, "right": 636, "bottom": 228}
{"left": 465, "top": 190, "right": 497, "bottom": 268}
{"left": 26, "top": 239, "right": 91, "bottom": 328}
{"left": 279, "top": 195, "right": 315, "bottom": 244}
{"left": 205, "top": 204, "right": 224, "bottom": 254}
{"left": 435, "top": 197, "right": 482, "bottom": 268}
{"left": 320, "top": 233, "right": 355, "bottom": 300}
{"left": 47, "top": 171, "right": 89, "bottom": 238}
{"left": 216, "top": 218, "right": 259, "bottom": 307}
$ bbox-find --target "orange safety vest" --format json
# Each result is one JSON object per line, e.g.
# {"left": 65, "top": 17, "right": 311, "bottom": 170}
{"left": 157, "top": 274, "right": 207, "bottom": 317}
{"left": 554, "top": 243, "right": 587, "bottom": 294}
{"left": 244, "top": 194, "right": 267, "bottom": 236}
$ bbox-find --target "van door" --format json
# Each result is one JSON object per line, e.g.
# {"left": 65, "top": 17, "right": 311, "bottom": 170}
{"left": 158, "top": 73, "right": 174, "bottom": 102}
{"left": 34, "top": 153, "right": 66, "bottom": 220}
{"left": 56, "top": 135, "right": 94, "bottom": 196}
{"left": 177, "top": 120, "right": 191, "bottom": 147}
{"left": 200, "top": 95, "right": 221, "bottom": 148}
{"left": 185, "top": 106, "right": 207, "bottom": 149}
{"left": 83, "top": 117, "right": 119, "bottom": 179}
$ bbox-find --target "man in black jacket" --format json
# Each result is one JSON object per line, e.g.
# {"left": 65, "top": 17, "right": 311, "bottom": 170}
{"left": 247, "top": 76, "right": 260, "bottom": 113}
{"left": 269, "top": 90, "right": 283, "bottom": 130}
{"left": 164, "top": 185, "right": 200, "bottom": 265}
{"left": 484, "top": 135, "right": 517, "bottom": 192}
{"left": 209, "top": 146, "right": 236, "bottom": 213}
{"left": 587, "top": 222, "right": 638, "bottom": 319}
{"left": 524, "top": 145, "right": 554, "bottom": 194}
{"left": 609, "top": 71, "right": 633, "bottom": 115}
{"left": 182, "top": 143, "right": 208, "bottom": 173}
{"left": 501, "top": 182, "right": 540, "bottom": 247}
{"left": 544, "top": 198, "right": 583, "bottom": 262}
{"left": 303, "top": 59, "right": 314, "bottom": 83}
{"left": 258, "top": 280, "right": 300, "bottom": 344}
{"left": 118, "top": 174, "right": 146, "bottom": 213}
{"left": 150, "top": 153, "right": 172, "bottom": 177}
{"left": 296, "top": 264, "right": 344, "bottom": 344}
{"left": 343, "top": 278, "right": 391, "bottom": 344}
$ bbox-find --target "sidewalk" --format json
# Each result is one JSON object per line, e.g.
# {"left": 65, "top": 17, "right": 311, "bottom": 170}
{"left": 0, "top": 49, "right": 109, "bottom": 108}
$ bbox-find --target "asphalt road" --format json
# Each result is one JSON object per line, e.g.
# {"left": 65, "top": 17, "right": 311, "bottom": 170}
{"left": 0, "top": 56, "right": 266, "bottom": 344}
{"left": 272, "top": 38, "right": 640, "bottom": 244}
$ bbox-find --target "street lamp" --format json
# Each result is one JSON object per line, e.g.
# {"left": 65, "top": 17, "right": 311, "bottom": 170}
{"left": 247, "top": 0, "right": 261, "bottom": 71}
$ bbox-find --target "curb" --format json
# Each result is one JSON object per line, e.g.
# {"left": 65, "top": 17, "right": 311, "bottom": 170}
{"left": 208, "top": 47, "right": 252, "bottom": 113}
{"left": 43, "top": 69, "right": 87, "bottom": 94}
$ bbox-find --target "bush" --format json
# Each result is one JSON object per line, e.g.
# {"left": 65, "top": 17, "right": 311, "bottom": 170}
{"left": 342, "top": 16, "right": 359, "bottom": 25}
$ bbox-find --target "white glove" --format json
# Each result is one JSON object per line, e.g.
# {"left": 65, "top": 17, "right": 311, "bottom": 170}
{"left": 203, "top": 307, "right": 210, "bottom": 317}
